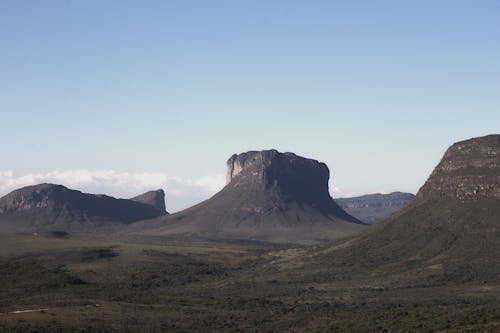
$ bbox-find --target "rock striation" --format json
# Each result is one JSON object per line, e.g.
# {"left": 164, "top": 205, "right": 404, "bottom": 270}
{"left": 131, "top": 189, "right": 166, "bottom": 212}
{"left": 0, "top": 183, "right": 168, "bottom": 232}
{"left": 225, "top": 150, "right": 333, "bottom": 207}
{"left": 417, "top": 135, "right": 500, "bottom": 201}
{"left": 336, "top": 192, "right": 415, "bottom": 224}
{"left": 292, "top": 134, "right": 500, "bottom": 286}
{"left": 134, "top": 150, "right": 366, "bottom": 244}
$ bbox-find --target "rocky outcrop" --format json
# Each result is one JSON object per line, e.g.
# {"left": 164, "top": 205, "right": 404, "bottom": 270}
{"left": 131, "top": 189, "right": 166, "bottom": 212}
{"left": 336, "top": 192, "right": 415, "bottom": 224}
{"left": 0, "top": 183, "right": 168, "bottom": 232}
{"left": 134, "top": 150, "right": 366, "bottom": 244}
{"left": 278, "top": 134, "right": 500, "bottom": 289}
{"left": 226, "top": 150, "right": 333, "bottom": 207}
{"left": 417, "top": 135, "right": 500, "bottom": 201}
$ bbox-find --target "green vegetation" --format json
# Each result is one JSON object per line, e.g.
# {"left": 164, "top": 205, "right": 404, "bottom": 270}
{"left": 0, "top": 227, "right": 498, "bottom": 332}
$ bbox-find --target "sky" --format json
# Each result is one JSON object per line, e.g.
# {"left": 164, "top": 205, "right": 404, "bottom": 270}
{"left": 1, "top": 0, "right": 499, "bottom": 212}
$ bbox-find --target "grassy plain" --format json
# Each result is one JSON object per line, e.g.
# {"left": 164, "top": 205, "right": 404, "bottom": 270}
{"left": 0, "top": 230, "right": 498, "bottom": 332}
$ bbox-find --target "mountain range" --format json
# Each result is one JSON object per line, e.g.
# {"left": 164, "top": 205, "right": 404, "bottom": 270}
{"left": 335, "top": 192, "right": 415, "bottom": 224}
{"left": 0, "top": 184, "right": 167, "bottom": 232}
{"left": 0, "top": 134, "right": 498, "bottom": 332}
{"left": 131, "top": 150, "right": 367, "bottom": 244}
{"left": 274, "top": 134, "right": 500, "bottom": 286}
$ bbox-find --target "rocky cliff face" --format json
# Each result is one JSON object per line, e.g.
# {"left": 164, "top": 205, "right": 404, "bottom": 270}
{"left": 417, "top": 135, "right": 500, "bottom": 201}
{"left": 131, "top": 189, "right": 166, "bottom": 212}
{"left": 225, "top": 150, "right": 333, "bottom": 207}
{"left": 0, "top": 183, "right": 168, "bottom": 232}
{"left": 0, "top": 184, "right": 70, "bottom": 214}
{"left": 135, "top": 150, "right": 365, "bottom": 244}
{"left": 277, "top": 135, "right": 500, "bottom": 292}
{"left": 336, "top": 192, "right": 415, "bottom": 224}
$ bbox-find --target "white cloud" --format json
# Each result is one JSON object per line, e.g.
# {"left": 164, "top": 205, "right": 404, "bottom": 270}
{"left": 329, "top": 183, "right": 359, "bottom": 199}
{"left": 0, "top": 170, "right": 226, "bottom": 213}
{"left": 0, "top": 170, "right": 388, "bottom": 211}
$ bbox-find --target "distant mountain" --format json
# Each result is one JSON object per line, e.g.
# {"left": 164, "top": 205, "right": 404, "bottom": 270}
{"left": 279, "top": 134, "right": 500, "bottom": 285}
{"left": 0, "top": 183, "right": 168, "bottom": 233}
{"left": 132, "top": 150, "right": 366, "bottom": 244}
{"left": 335, "top": 192, "right": 415, "bottom": 224}
{"left": 130, "top": 189, "right": 166, "bottom": 212}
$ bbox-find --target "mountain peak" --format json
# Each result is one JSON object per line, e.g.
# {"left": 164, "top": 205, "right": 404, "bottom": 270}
{"left": 417, "top": 134, "right": 500, "bottom": 201}
{"left": 131, "top": 189, "right": 166, "bottom": 212}
{"left": 225, "top": 149, "right": 333, "bottom": 207}
{"left": 137, "top": 149, "right": 364, "bottom": 244}
{"left": 0, "top": 183, "right": 167, "bottom": 232}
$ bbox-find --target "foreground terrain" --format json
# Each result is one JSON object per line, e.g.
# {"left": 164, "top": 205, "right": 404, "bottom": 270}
{"left": 1, "top": 135, "right": 499, "bottom": 332}
{"left": 0, "top": 232, "right": 498, "bottom": 332}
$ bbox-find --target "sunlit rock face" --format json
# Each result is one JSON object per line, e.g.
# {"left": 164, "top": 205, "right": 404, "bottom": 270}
{"left": 417, "top": 135, "right": 500, "bottom": 201}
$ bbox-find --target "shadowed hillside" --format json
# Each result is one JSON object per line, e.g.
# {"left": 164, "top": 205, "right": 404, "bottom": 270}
{"left": 0, "top": 184, "right": 168, "bottom": 233}
{"left": 271, "top": 134, "right": 500, "bottom": 286}
{"left": 133, "top": 150, "right": 366, "bottom": 244}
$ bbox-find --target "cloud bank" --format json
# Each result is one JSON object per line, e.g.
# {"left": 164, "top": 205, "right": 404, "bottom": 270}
{"left": 0, "top": 170, "right": 365, "bottom": 212}
{"left": 0, "top": 170, "right": 226, "bottom": 213}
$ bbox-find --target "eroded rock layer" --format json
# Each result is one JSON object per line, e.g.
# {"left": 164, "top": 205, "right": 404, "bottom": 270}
{"left": 417, "top": 135, "right": 500, "bottom": 201}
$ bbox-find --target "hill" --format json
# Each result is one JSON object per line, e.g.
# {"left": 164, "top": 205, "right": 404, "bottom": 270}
{"left": 272, "top": 134, "right": 500, "bottom": 286}
{"left": 0, "top": 137, "right": 498, "bottom": 332}
{"left": 335, "top": 192, "right": 415, "bottom": 224}
{"left": 130, "top": 189, "right": 166, "bottom": 212}
{"left": 0, "top": 183, "right": 167, "bottom": 233}
{"left": 133, "top": 150, "right": 366, "bottom": 244}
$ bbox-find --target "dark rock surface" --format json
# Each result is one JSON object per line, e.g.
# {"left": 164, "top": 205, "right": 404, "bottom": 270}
{"left": 131, "top": 189, "right": 166, "bottom": 212}
{"left": 134, "top": 150, "right": 366, "bottom": 244}
{"left": 293, "top": 134, "right": 500, "bottom": 286}
{"left": 0, "top": 183, "right": 168, "bottom": 232}
{"left": 335, "top": 192, "right": 415, "bottom": 224}
{"left": 225, "top": 150, "right": 333, "bottom": 208}
{"left": 418, "top": 135, "right": 500, "bottom": 201}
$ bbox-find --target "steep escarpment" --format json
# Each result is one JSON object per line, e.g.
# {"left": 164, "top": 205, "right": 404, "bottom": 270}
{"left": 278, "top": 135, "right": 500, "bottom": 285}
{"left": 225, "top": 150, "right": 337, "bottom": 210}
{"left": 135, "top": 150, "right": 365, "bottom": 244}
{"left": 335, "top": 192, "right": 415, "bottom": 224}
{"left": 0, "top": 184, "right": 168, "bottom": 232}
{"left": 417, "top": 135, "right": 500, "bottom": 200}
{"left": 131, "top": 189, "right": 166, "bottom": 212}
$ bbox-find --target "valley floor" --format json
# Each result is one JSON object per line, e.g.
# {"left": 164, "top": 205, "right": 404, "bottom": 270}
{"left": 0, "top": 233, "right": 498, "bottom": 332}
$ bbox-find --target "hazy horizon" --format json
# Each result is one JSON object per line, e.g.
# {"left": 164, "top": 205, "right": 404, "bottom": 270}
{"left": 1, "top": 1, "right": 499, "bottom": 211}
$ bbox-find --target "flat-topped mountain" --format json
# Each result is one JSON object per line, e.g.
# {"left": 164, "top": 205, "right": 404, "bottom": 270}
{"left": 131, "top": 189, "right": 166, "bottom": 212}
{"left": 278, "top": 134, "right": 500, "bottom": 285}
{"left": 134, "top": 150, "right": 366, "bottom": 244}
{"left": 335, "top": 192, "right": 415, "bottom": 224}
{"left": 0, "top": 183, "right": 168, "bottom": 232}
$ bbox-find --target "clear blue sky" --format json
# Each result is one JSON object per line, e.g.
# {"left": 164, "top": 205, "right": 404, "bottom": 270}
{"left": 1, "top": 1, "right": 499, "bottom": 206}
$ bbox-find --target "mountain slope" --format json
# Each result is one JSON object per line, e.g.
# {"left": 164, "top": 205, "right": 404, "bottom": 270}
{"left": 273, "top": 135, "right": 500, "bottom": 285}
{"left": 0, "top": 183, "right": 167, "bottom": 232}
{"left": 335, "top": 192, "right": 415, "bottom": 224}
{"left": 134, "top": 150, "right": 366, "bottom": 244}
{"left": 130, "top": 189, "right": 166, "bottom": 212}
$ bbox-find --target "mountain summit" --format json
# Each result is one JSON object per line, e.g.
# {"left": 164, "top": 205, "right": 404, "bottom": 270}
{"left": 131, "top": 189, "right": 166, "bottom": 212}
{"left": 225, "top": 150, "right": 342, "bottom": 213}
{"left": 285, "top": 134, "right": 500, "bottom": 285}
{"left": 135, "top": 150, "right": 365, "bottom": 244}
{"left": 418, "top": 134, "right": 500, "bottom": 200}
{"left": 0, "top": 183, "right": 168, "bottom": 232}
